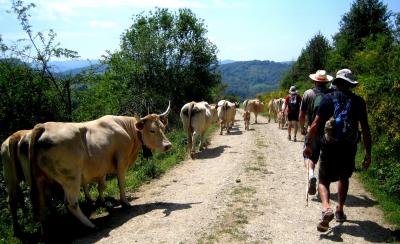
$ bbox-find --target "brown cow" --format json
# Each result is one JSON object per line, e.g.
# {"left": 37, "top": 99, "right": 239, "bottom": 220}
{"left": 29, "top": 103, "right": 172, "bottom": 229}
{"left": 180, "top": 101, "right": 218, "bottom": 158}
{"left": 243, "top": 99, "right": 264, "bottom": 124}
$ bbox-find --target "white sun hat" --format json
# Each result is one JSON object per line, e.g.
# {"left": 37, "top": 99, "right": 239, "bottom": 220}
{"left": 332, "top": 68, "right": 358, "bottom": 85}
{"left": 309, "top": 70, "right": 333, "bottom": 83}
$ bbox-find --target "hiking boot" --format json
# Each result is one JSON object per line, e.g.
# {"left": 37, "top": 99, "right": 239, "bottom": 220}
{"left": 335, "top": 208, "right": 347, "bottom": 222}
{"left": 308, "top": 176, "right": 317, "bottom": 195}
{"left": 317, "top": 208, "right": 334, "bottom": 232}
{"left": 288, "top": 135, "right": 291, "bottom": 141}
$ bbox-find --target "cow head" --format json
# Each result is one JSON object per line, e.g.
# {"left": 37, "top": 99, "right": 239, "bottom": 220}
{"left": 209, "top": 104, "right": 219, "bottom": 124}
{"left": 135, "top": 102, "right": 172, "bottom": 152}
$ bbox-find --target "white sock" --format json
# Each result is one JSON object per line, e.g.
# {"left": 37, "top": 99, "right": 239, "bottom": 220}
{"left": 309, "top": 169, "right": 314, "bottom": 179}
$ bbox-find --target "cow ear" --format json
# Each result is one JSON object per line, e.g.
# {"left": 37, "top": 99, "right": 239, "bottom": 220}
{"left": 160, "top": 117, "right": 168, "bottom": 126}
{"left": 135, "top": 120, "right": 145, "bottom": 130}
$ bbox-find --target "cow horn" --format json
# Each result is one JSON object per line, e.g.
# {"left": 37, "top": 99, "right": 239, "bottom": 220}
{"left": 159, "top": 100, "right": 171, "bottom": 117}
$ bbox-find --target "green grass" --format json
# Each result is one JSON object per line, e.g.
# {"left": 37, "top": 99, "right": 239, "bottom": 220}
{"left": 355, "top": 148, "right": 400, "bottom": 229}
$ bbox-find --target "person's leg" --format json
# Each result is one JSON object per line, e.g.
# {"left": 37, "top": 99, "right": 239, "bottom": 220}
{"left": 337, "top": 177, "right": 349, "bottom": 212}
{"left": 287, "top": 120, "right": 292, "bottom": 140}
{"left": 293, "top": 121, "right": 298, "bottom": 141}
{"left": 317, "top": 179, "right": 334, "bottom": 232}
{"left": 319, "top": 179, "right": 330, "bottom": 210}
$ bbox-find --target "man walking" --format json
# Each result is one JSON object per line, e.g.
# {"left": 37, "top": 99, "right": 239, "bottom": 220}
{"left": 299, "top": 70, "right": 333, "bottom": 195}
{"left": 283, "top": 86, "right": 301, "bottom": 141}
{"left": 303, "top": 69, "right": 372, "bottom": 232}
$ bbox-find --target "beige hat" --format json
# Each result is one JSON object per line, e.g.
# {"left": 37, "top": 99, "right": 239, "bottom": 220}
{"left": 289, "top": 85, "right": 297, "bottom": 95}
{"left": 309, "top": 70, "right": 333, "bottom": 83}
{"left": 332, "top": 69, "right": 358, "bottom": 85}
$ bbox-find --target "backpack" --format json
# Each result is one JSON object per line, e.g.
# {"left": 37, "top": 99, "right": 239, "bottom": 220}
{"left": 323, "top": 92, "right": 359, "bottom": 145}
{"left": 288, "top": 94, "right": 299, "bottom": 111}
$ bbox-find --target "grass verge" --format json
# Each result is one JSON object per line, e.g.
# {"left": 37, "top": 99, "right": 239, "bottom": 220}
{"left": 355, "top": 148, "right": 400, "bottom": 230}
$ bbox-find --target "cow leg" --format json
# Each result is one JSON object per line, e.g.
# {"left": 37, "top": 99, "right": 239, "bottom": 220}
{"left": 191, "top": 131, "right": 199, "bottom": 155}
{"left": 116, "top": 164, "right": 130, "bottom": 207}
{"left": 219, "top": 123, "right": 223, "bottom": 135}
{"left": 64, "top": 182, "right": 95, "bottom": 228}
{"left": 255, "top": 114, "right": 258, "bottom": 124}
{"left": 97, "top": 177, "right": 106, "bottom": 203}
{"left": 83, "top": 184, "right": 93, "bottom": 203}
{"left": 199, "top": 132, "right": 206, "bottom": 150}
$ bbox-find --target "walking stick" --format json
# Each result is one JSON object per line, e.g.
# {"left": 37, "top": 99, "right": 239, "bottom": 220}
{"left": 305, "top": 158, "right": 310, "bottom": 207}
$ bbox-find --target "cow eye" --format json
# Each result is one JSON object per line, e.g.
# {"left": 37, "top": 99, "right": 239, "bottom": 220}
{"left": 150, "top": 130, "right": 156, "bottom": 134}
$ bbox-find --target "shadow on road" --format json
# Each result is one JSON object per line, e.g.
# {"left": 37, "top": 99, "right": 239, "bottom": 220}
{"left": 320, "top": 220, "right": 399, "bottom": 242}
{"left": 46, "top": 201, "right": 201, "bottom": 243}
{"left": 195, "top": 145, "right": 230, "bottom": 159}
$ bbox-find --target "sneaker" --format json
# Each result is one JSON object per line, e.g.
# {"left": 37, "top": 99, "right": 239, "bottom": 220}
{"left": 308, "top": 176, "right": 317, "bottom": 195}
{"left": 335, "top": 209, "right": 347, "bottom": 222}
{"left": 317, "top": 208, "right": 334, "bottom": 232}
{"left": 288, "top": 135, "right": 291, "bottom": 140}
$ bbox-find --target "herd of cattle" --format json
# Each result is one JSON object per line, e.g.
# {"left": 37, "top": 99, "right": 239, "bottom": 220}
{"left": 1, "top": 98, "right": 286, "bottom": 238}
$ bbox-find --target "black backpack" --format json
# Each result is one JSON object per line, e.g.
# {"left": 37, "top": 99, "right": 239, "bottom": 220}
{"left": 288, "top": 94, "right": 300, "bottom": 111}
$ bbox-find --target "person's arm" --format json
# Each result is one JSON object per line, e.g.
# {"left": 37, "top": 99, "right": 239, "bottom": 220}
{"left": 299, "top": 110, "right": 307, "bottom": 135}
{"left": 359, "top": 101, "right": 372, "bottom": 169}
{"left": 303, "top": 115, "right": 322, "bottom": 158}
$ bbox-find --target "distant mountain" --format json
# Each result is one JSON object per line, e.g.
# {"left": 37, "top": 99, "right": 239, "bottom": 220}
{"left": 48, "top": 59, "right": 100, "bottom": 73}
{"left": 219, "top": 59, "right": 235, "bottom": 65}
{"left": 47, "top": 59, "right": 292, "bottom": 99}
{"left": 218, "top": 60, "right": 292, "bottom": 99}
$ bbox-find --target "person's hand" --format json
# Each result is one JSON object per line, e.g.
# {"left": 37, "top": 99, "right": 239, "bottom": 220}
{"left": 303, "top": 145, "right": 312, "bottom": 158}
{"left": 362, "top": 155, "right": 371, "bottom": 170}
{"left": 301, "top": 127, "right": 307, "bottom": 135}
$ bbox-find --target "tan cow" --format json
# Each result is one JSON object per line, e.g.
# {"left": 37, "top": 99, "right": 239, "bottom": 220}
{"left": 243, "top": 99, "right": 264, "bottom": 124}
{"left": 180, "top": 101, "right": 218, "bottom": 158}
{"left": 1, "top": 130, "right": 32, "bottom": 236}
{"left": 29, "top": 103, "right": 172, "bottom": 229}
{"left": 217, "top": 100, "right": 236, "bottom": 135}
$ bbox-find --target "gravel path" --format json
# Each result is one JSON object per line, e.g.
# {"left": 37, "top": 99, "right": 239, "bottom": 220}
{"left": 73, "top": 111, "right": 396, "bottom": 243}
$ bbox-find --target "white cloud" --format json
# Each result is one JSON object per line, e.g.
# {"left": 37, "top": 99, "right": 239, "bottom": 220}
{"left": 89, "top": 20, "right": 119, "bottom": 29}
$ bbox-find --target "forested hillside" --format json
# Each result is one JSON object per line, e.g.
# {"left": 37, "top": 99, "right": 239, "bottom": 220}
{"left": 218, "top": 60, "right": 292, "bottom": 99}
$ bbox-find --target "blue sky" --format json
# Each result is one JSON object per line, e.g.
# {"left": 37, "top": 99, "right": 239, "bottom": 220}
{"left": 1, "top": 0, "right": 399, "bottom": 62}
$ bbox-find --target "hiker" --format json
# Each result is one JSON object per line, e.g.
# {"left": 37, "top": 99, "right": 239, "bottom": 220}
{"left": 303, "top": 69, "right": 372, "bottom": 232}
{"left": 299, "top": 70, "right": 333, "bottom": 195}
{"left": 283, "top": 86, "right": 302, "bottom": 141}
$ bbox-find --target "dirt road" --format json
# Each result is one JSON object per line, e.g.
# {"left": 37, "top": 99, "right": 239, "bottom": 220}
{"left": 74, "top": 111, "right": 396, "bottom": 243}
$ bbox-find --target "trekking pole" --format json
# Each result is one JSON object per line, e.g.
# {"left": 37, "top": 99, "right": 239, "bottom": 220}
{"left": 305, "top": 158, "right": 310, "bottom": 207}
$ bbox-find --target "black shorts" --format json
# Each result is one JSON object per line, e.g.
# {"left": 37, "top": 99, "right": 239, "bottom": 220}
{"left": 287, "top": 112, "right": 299, "bottom": 121}
{"left": 318, "top": 141, "right": 357, "bottom": 183}
{"left": 304, "top": 135, "right": 322, "bottom": 164}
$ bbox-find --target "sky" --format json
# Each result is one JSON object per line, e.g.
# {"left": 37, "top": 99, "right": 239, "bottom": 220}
{"left": 1, "top": 0, "right": 400, "bottom": 62}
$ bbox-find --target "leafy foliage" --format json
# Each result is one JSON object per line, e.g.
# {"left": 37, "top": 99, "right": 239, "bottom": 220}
{"left": 280, "top": 32, "right": 331, "bottom": 90}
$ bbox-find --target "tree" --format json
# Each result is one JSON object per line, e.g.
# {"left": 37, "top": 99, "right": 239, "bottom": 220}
{"left": 104, "top": 8, "right": 221, "bottom": 119}
{"left": 280, "top": 32, "right": 331, "bottom": 89}
{"left": 333, "top": 0, "right": 391, "bottom": 59}
{"left": 4, "top": 0, "right": 79, "bottom": 119}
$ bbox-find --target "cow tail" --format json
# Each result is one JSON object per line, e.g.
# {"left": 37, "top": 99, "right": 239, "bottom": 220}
{"left": 243, "top": 99, "right": 248, "bottom": 111}
{"left": 29, "top": 124, "right": 45, "bottom": 218}
{"left": 187, "top": 102, "right": 195, "bottom": 146}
